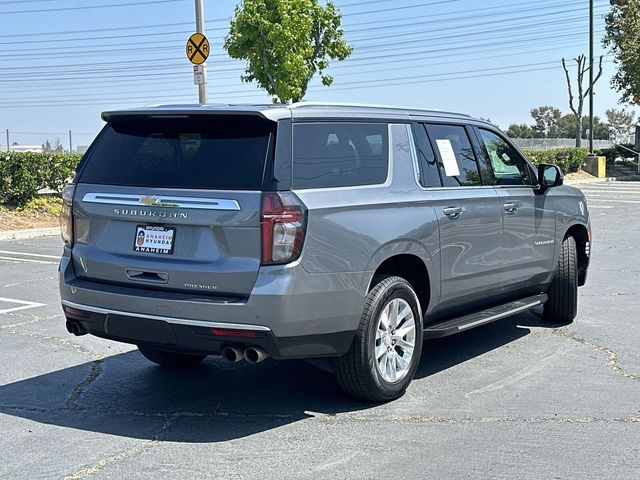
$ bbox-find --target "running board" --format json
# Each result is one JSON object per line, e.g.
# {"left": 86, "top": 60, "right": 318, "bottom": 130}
{"left": 423, "top": 294, "right": 547, "bottom": 339}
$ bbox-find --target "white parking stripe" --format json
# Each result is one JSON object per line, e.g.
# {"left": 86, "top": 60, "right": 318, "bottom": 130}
{"left": 0, "top": 296, "right": 45, "bottom": 314}
{"left": 584, "top": 199, "right": 640, "bottom": 204}
{"left": 0, "top": 250, "right": 60, "bottom": 259}
{"left": 0, "top": 255, "right": 57, "bottom": 265}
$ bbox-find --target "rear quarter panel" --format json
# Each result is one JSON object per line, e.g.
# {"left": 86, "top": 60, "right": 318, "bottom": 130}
{"left": 293, "top": 123, "right": 441, "bottom": 312}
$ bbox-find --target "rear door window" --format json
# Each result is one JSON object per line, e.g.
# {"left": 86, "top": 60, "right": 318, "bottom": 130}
{"left": 292, "top": 122, "right": 389, "bottom": 189}
{"left": 425, "top": 123, "right": 481, "bottom": 187}
{"left": 78, "top": 117, "right": 273, "bottom": 190}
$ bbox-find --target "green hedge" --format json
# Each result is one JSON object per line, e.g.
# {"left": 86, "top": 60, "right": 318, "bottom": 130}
{"left": 522, "top": 147, "right": 589, "bottom": 174}
{"left": 595, "top": 143, "right": 636, "bottom": 170}
{"left": 0, "top": 152, "right": 82, "bottom": 205}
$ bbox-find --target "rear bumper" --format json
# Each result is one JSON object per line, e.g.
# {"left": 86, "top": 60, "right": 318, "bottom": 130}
{"left": 62, "top": 302, "right": 354, "bottom": 359}
{"left": 59, "top": 249, "right": 367, "bottom": 358}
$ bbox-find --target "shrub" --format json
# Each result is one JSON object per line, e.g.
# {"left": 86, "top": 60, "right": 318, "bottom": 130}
{"left": 595, "top": 143, "right": 636, "bottom": 170}
{"left": 522, "top": 147, "right": 589, "bottom": 174}
{"left": 0, "top": 152, "right": 82, "bottom": 205}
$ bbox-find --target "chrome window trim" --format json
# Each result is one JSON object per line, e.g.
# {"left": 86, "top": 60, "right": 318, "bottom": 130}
{"left": 82, "top": 193, "right": 241, "bottom": 211}
{"left": 62, "top": 300, "right": 271, "bottom": 332}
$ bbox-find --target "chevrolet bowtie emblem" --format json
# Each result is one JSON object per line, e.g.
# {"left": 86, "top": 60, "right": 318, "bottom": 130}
{"left": 140, "top": 195, "right": 161, "bottom": 206}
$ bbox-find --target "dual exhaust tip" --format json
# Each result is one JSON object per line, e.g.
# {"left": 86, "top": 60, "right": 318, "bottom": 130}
{"left": 66, "top": 320, "right": 87, "bottom": 336}
{"left": 222, "top": 346, "right": 268, "bottom": 364}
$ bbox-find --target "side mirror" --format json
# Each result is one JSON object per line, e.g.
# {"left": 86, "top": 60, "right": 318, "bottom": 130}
{"left": 538, "top": 163, "right": 563, "bottom": 190}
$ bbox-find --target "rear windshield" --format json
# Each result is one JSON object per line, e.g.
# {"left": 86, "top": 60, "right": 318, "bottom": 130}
{"left": 78, "top": 117, "right": 273, "bottom": 190}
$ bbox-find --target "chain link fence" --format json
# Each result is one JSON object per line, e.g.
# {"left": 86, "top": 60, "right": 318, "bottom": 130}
{"left": 511, "top": 138, "right": 620, "bottom": 150}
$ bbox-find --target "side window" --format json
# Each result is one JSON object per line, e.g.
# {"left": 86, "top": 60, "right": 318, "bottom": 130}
{"left": 478, "top": 129, "right": 534, "bottom": 186}
{"left": 412, "top": 124, "right": 442, "bottom": 188}
{"left": 292, "top": 123, "right": 389, "bottom": 189}
{"left": 425, "top": 124, "right": 481, "bottom": 187}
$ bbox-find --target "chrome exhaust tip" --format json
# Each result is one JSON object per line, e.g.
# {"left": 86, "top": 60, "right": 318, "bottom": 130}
{"left": 222, "top": 346, "right": 244, "bottom": 363}
{"left": 244, "top": 347, "right": 269, "bottom": 364}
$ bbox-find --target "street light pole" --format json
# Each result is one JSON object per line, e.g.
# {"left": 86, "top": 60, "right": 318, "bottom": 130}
{"left": 589, "top": 0, "right": 594, "bottom": 153}
{"left": 195, "top": 0, "right": 208, "bottom": 104}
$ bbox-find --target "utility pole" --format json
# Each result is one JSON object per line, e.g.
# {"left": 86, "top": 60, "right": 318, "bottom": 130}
{"left": 195, "top": 0, "right": 208, "bottom": 104}
{"left": 589, "top": 0, "right": 594, "bottom": 153}
{"left": 5, "top": 129, "right": 8, "bottom": 152}
{"left": 68, "top": 130, "right": 73, "bottom": 153}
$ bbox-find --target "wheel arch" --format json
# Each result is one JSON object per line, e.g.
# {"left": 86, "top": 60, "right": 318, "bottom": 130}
{"left": 367, "top": 252, "right": 433, "bottom": 315}
{"left": 564, "top": 223, "right": 590, "bottom": 286}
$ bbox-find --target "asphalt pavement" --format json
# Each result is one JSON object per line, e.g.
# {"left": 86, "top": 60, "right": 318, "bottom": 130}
{"left": 0, "top": 181, "right": 639, "bottom": 479}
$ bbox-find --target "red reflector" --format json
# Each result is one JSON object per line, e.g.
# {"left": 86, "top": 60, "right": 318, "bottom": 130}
{"left": 210, "top": 328, "right": 256, "bottom": 338}
{"left": 64, "top": 306, "right": 86, "bottom": 316}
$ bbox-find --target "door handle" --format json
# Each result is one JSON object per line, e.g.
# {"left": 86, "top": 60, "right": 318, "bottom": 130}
{"left": 503, "top": 203, "right": 518, "bottom": 214}
{"left": 443, "top": 206, "right": 463, "bottom": 219}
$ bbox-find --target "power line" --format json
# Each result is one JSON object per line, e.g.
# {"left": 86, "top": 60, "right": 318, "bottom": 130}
{"left": 0, "top": 2, "right": 598, "bottom": 49}
{"left": 0, "top": 0, "right": 580, "bottom": 40}
{"left": 0, "top": 26, "right": 605, "bottom": 86}
{"left": 0, "top": 26, "right": 606, "bottom": 87}
{"left": 0, "top": 9, "right": 598, "bottom": 59}
{"left": 0, "top": 57, "right": 615, "bottom": 108}
{"left": 0, "top": 8, "right": 605, "bottom": 63}
{"left": 0, "top": 0, "right": 188, "bottom": 15}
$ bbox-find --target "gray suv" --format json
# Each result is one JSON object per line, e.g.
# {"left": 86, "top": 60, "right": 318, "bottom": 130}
{"left": 59, "top": 103, "right": 591, "bottom": 402}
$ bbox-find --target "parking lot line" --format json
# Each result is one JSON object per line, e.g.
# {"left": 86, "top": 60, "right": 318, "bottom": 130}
{"left": 0, "top": 296, "right": 45, "bottom": 314}
{"left": 0, "top": 255, "right": 57, "bottom": 265}
{"left": 0, "top": 250, "right": 60, "bottom": 259}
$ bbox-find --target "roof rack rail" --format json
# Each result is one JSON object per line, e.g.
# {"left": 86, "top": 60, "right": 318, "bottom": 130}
{"left": 287, "top": 101, "right": 468, "bottom": 117}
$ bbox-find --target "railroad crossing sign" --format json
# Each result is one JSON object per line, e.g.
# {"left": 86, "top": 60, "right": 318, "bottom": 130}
{"left": 186, "top": 32, "right": 209, "bottom": 65}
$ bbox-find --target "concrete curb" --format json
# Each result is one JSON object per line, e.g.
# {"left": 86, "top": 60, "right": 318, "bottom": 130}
{"left": 0, "top": 227, "right": 59, "bottom": 241}
{"left": 566, "top": 177, "right": 615, "bottom": 184}
{"left": 566, "top": 176, "right": 640, "bottom": 185}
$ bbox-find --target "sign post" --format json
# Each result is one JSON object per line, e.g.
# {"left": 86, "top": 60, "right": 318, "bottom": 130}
{"left": 188, "top": 0, "right": 208, "bottom": 104}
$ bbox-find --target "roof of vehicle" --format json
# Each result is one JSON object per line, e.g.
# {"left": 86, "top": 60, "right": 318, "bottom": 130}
{"left": 101, "top": 102, "right": 490, "bottom": 125}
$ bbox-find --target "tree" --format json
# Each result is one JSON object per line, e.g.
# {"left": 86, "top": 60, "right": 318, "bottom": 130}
{"left": 559, "top": 114, "right": 609, "bottom": 140}
{"left": 530, "top": 106, "right": 562, "bottom": 138}
{"left": 558, "top": 113, "right": 576, "bottom": 138}
{"left": 224, "top": 0, "right": 352, "bottom": 103}
{"left": 506, "top": 123, "right": 534, "bottom": 138}
{"left": 604, "top": 0, "right": 640, "bottom": 104}
{"left": 561, "top": 54, "right": 604, "bottom": 147}
{"left": 606, "top": 107, "right": 636, "bottom": 143}
{"left": 53, "top": 138, "right": 64, "bottom": 153}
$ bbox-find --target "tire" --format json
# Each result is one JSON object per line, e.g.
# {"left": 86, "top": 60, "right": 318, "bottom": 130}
{"left": 137, "top": 345, "right": 206, "bottom": 368}
{"left": 543, "top": 235, "right": 578, "bottom": 325}
{"left": 334, "top": 275, "right": 423, "bottom": 402}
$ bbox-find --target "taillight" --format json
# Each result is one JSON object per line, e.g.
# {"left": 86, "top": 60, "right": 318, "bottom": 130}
{"left": 60, "top": 183, "right": 75, "bottom": 247}
{"left": 261, "top": 192, "right": 307, "bottom": 265}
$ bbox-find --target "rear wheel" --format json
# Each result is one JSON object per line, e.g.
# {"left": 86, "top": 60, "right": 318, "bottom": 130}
{"left": 543, "top": 236, "right": 578, "bottom": 325}
{"left": 137, "top": 345, "right": 206, "bottom": 368}
{"left": 334, "top": 275, "right": 423, "bottom": 402}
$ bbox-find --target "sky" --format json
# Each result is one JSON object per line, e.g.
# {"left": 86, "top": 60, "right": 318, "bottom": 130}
{"left": 0, "top": 0, "right": 622, "bottom": 149}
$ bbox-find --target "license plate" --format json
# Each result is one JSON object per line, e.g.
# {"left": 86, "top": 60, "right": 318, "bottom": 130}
{"left": 133, "top": 225, "right": 175, "bottom": 255}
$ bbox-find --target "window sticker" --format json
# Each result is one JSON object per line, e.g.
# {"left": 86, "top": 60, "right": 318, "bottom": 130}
{"left": 435, "top": 139, "right": 460, "bottom": 177}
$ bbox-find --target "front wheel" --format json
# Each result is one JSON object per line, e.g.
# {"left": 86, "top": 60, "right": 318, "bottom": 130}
{"left": 334, "top": 275, "right": 423, "bottom": 402}
{"left": 138, "top": 345, "right": 206, "bottom": 368}
{"left": 543, "top": 236, "right": 578, "bottom": 325}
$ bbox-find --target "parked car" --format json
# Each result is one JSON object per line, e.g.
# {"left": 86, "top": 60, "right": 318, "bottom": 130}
{"left": 59, "top": 103, "right": 591, "bottom": 402}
